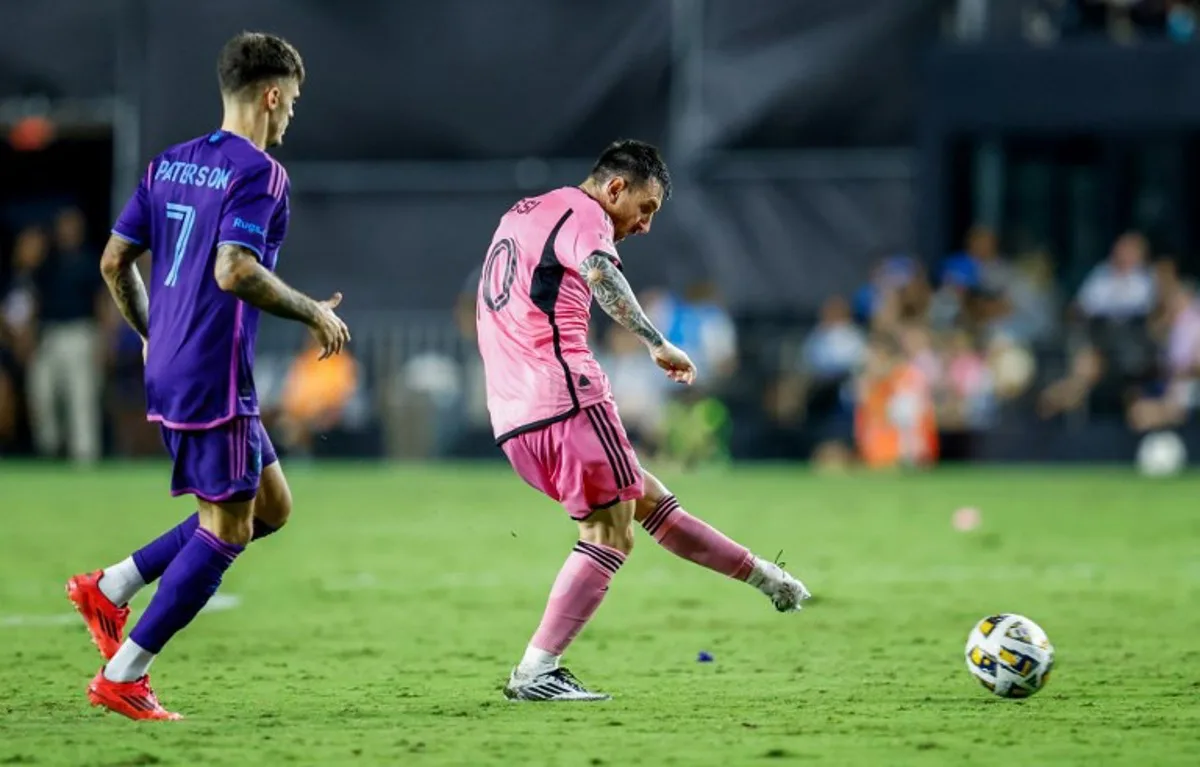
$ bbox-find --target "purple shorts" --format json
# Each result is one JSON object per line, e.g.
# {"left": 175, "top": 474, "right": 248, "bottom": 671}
{"left": 160, "top": 417, "right": 278, "bottom": 503}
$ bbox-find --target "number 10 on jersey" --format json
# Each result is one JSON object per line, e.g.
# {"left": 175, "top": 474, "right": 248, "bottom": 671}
{"left": 164, "top": 202, "right": 196, "bottom": 287}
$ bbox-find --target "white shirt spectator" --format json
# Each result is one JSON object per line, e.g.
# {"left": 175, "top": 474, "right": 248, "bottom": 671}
{"left": 802, "top": 324, "right": 866, "bottom": 379}
{"left": 1077, "top": 263, "right": 1155, "bottom": 319}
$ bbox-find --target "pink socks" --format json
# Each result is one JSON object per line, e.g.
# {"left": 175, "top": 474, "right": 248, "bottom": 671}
{"left": 641, "top": 495, "right": 755, "bottom": 581}
{"left": 529, "top": 541, "right": 625, "bottom": 656}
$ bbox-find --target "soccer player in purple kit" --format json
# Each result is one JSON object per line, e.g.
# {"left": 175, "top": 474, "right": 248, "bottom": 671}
{"left": 64, "top": 32, "right": 349, "bottom": 720}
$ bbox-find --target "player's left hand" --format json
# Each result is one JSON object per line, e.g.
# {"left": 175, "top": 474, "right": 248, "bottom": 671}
{"left": 651, "top": 341, "right": 697, "bottom": 385}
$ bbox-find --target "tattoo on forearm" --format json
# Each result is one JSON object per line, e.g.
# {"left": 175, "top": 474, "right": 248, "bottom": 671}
{"left": 109, "top": 264, "right": 150, "bottom": 339}
{"left": 214, "top": 244, "right": 320, "bottom": 324}
{"left": 581, "top": 252, "right": 664, "bottom": 347}
{"left": 101, "top": 239, "right": 150, "bottom": 339}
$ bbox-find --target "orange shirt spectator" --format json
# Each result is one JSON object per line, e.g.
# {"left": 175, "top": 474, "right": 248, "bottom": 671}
{"left": 280, "top": 338, "right": 359, "bottom": 432}
{"left": 855, "top": 341, "right": 938, "bottom": 468}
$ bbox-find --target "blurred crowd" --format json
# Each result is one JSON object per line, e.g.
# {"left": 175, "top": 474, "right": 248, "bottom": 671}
{"left": 766, "top": 224, "right": 1200, "bottom": 470}
{"left": 6, "top": 207, "right": 1196, "bottom": 469}
{"left": 960, "top": 0, "right": 1200, "bottom": 44}
{"left": 0, "top": 207, "right": 364, "bottom": 463}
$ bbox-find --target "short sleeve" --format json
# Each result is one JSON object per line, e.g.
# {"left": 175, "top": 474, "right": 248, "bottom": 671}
{"left": 564, "top": 203, "right": 619, "bottom": 272}
{"left": 263, "top": 190, "right": 290, "bottom": 266}
{"left": 217, "top": 160, "right": 285, "bottom": 260}
{"left": 111, "top": 163, "right": 154, "bottom": 246}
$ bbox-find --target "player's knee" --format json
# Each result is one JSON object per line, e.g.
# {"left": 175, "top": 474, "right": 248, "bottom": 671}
{"left": 252, "top": 464, "right": 292, "bottom": 531}
{"left": 578, "top": 501, "right": 637, "bottom": 554}
{"left": 199, "top": 501, "right": 255, "bottom": 547}
{"left": 579, "top": 520, "right": 636, "bottom": 555}
{"left": 634, "top": 471, "right": 670, "bottom": 523}
{"left": 254, "top": 488, "right": 292, "bottom": 531}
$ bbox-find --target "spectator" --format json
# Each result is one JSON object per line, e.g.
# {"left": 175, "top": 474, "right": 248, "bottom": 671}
{"left": 801, "top": 295, "right": 867, "bottom": 382}
{"left": 27, "top": 208, "right": 105, "bottom": 463}
{"left": 0, "top": 228, "right": 45, "bottom": 454}
{"left": 935, "top": 330, "right": 996, "bottom": 460}
{"left": 853, "top": 254, "right": 925, "bottom": 328}
{"left": 770, "top": 295, "right": 865, "bottom": 438}
{"left": 2, "top": 226, "right": 43, "bottom": 361}
{"left": 598, "top": 324, "right": 670, "bottom": 450}
{"left": 277, "top": 334, "right": 360, "bottom": 456}
{"left": 654, "top": 281, "right": 738, "bottom": 384}
{"left": 898, "top": 323, "right": 941, "bottom": 385}
{"left": 940, "top": 224, "right": 1013, "bottom": 296}
{"left": 854, "top": 333, "right": 938, "bottom": 469}
{"left": 934, "top": 225, "right": 1015, "bottom": 335}
{"left": 1127, "top": 279, "right": 1200, "bottom": 431}
{"left": 1077, "top": 231, "right": 1155, "bottom": 320}
{"left": 996, "top": 251, "right": 1059, "bottom": 345}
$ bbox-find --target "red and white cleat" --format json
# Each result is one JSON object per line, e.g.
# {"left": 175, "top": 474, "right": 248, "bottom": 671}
{"left": 66, "top": 571, "right": 129, "bottom": 660}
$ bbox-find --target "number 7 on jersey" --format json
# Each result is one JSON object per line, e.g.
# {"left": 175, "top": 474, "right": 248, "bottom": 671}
{"left": 163, "top": 202, "right": 196, "bottom": 287}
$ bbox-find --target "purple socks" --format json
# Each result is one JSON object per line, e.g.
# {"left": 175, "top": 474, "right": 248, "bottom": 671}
{"left": 132, "top": 512, "right": 278, "bottom": 583}
{"left": 129, "top": 528, "right": 243, "bottom": 653}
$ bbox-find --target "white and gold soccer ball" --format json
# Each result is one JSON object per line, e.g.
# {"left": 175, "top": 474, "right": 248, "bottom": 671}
{"left": 964, "top": 614, "right": 1054, "bottom": 699}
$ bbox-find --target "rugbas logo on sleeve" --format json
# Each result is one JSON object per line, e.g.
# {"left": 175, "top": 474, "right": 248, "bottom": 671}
{"left": 233, "top": 218, "right": 266, "bottom": 236}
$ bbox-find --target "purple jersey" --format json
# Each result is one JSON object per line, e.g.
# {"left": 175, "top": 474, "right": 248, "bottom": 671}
{"left": 112, "top": 130, "right": 290, "bottom": 430}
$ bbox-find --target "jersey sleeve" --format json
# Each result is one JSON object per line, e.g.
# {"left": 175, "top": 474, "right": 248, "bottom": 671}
{"left": 564, "top": 205, "right": 620, "bottom": 272}
{"left": 217, "top": 160, "right": 284, "bottom": 260}
{"left": 111, "top": 163, "right": 154, "bottom": 246}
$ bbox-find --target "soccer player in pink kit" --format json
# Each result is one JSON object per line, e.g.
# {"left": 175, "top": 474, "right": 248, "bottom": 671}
{"left": 477, "top": 140, "right": 811, "bottom": 702}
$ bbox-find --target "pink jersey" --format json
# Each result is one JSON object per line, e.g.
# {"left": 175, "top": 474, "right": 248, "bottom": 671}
{"left": 477, "top": 187, "right": 619, "bottom": 442}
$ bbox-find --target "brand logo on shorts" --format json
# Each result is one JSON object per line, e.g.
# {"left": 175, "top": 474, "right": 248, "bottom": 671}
{"left": 578, "top": 375, "right": 591, "bottom": 388}
{"left": 251, "top": 447, "right": 262, "bottom": 474}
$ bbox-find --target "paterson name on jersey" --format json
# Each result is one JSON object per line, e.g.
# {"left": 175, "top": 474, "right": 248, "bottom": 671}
{"left": 112, "top": 131, "right": 291, "bottom": 430}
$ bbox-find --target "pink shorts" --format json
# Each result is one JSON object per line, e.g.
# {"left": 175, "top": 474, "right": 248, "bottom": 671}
{"left": 501, "top": 400, "right": 645, "bottom": 520}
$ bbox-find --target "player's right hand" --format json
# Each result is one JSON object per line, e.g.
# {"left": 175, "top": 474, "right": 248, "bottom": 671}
{"left": 650, "top": 341, "right": 697, "bottom": 385}
{"left": 310, "top": 292, "right": 351, "bottom": 360}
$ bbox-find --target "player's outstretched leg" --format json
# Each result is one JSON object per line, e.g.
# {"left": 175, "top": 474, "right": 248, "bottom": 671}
{"left": 635, "top": 470, "right": 810, "bottom": 612}
{"left": 87, "top": 499, "right": 253, "bottom": 721}
{"left": 67, "top": 459, "right": 290, "bottom": 660}
{"left": 504, "top": 501, "right": 636, "bottom": 702}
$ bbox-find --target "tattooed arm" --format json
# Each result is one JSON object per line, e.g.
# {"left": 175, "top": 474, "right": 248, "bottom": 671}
{"left": 99, "top": 235, "right": 150, "bottom": 340}
{"left": 580, "top": 252, "right": 665, "bottom": 348}
{"left": 214, "top": 244, "right": 351, "bottom": 358}
{"left": 580, "top": 251, "right": 696, "bottom": 384}
{"left": 214, "top": 244, "right": 322, "bottom": 323}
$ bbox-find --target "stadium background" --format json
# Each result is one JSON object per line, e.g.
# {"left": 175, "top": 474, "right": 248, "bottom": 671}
{"left": 9, "top": 0, "right": 1200, "bottom": 469}
{"left": 3, "top": 3, "right": 1200, "bottom": 765}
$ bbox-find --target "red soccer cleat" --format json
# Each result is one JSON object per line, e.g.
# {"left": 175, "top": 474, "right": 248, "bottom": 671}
{"left": 87, "top": 669, "right": 182, "bottom": 721}
{"left": 66, "top": 571, "right": 129, "bottom": 660}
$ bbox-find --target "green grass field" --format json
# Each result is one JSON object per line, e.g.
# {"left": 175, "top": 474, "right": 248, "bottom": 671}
{"left": 2, "top": 463, "right": 1199, "bottom": 766}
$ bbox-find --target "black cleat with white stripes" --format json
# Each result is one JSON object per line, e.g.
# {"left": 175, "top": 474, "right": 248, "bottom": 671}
{"left": 503, "top": 667, "right": 611, "bottom": 702}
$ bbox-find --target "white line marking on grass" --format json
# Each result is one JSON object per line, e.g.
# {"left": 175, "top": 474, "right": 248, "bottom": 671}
{"left": 0, "top": 614, "right": 77, "bottom": 627}
{"left": 0, "top": 593, "right": 242, "bottom": 628}
{"left": 202, "top": 593, "right": 242, "bottom": 613}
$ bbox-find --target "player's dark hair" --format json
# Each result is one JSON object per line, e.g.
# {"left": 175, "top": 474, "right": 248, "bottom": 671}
{"left": 590, "top": 140, "right": 672, "bottom": 200}
{"left": 217, "top": 32, "right": 305, "bottom": 95}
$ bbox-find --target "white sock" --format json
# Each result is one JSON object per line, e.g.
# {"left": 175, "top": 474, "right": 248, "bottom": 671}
{"left": 516, "top": 645, "right": 560, "bottom": 679}
{"left": 99, "top": 557, "right": 146, "bottom": 607}
{"left": 746, "top": 557, "right": 780, "bottom": 592}
{"left": 104, "top": 639, "right": 156, "bottom": 682}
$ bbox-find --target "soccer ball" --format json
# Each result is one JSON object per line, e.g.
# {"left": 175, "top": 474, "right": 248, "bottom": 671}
{"left": 1137, "top": 431, "right": 1186, "bottom": 477}
{"left": 964, "top": 614, "right": 1054, "bottom": 699}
